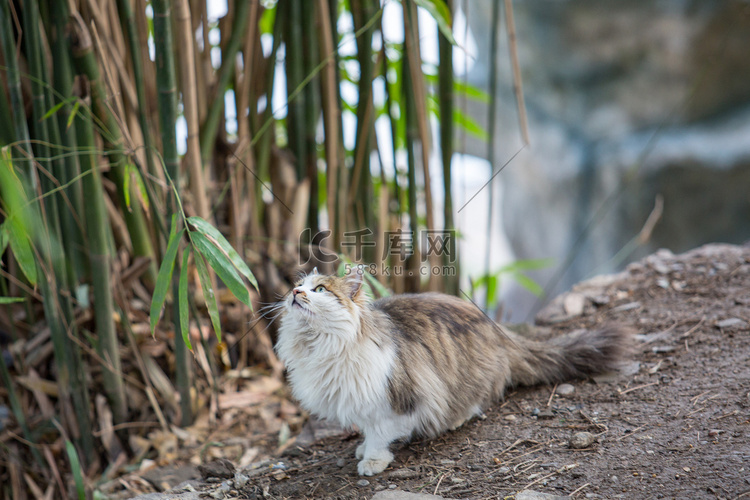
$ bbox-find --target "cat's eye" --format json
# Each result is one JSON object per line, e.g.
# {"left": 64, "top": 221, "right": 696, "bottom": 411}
{"left": 314, "top": 285, "right": 326, "bottom": 293}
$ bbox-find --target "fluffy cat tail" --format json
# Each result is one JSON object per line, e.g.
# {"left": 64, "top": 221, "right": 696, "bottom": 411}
{"left": 506, "top": 326, "right": 634, "bottom": 387}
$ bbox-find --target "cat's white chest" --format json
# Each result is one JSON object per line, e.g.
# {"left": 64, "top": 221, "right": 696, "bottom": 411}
{"left": 276, "top": 318, "right": 395, "bottom": 428}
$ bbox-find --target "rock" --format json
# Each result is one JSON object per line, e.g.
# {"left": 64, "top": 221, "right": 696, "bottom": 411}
{"left": 569, "top": 432, "right": 596, "bottom": 449}
{"left": 515, "top": 490, "right": 570, "bottom": 500}
{"left": 563, "top": 292, "right": 586, "bottom": 317}
{"left": 140, "top": 464, "right": 200, "bottom": 492}
{"left": 197, "top": 459, "right": 235, "bottom": 480}
{"left": 371, "top": 491, "right": 448, "bottom": 500}
{"left": 715, "top": 318, "right": 747, "bottom": 329}
{"left": 556, "top": 384, "right": 575, "bottom": 397}
{"left": 611, "top": 301, "right": 642, "bottom": 313}
{"left": 536, "top": 410, "right": 555, "bottom": 420}
{"left": 233, "top": 472, "right": 250, "bottom": 489}
{"left": 357, "top": 479, "right": 370, "bottom": 487}
{"left": 504, "top": 414, "right": 517, "bottom": 421}
{"left": 336, "top": 458, "right": 346, "bottom": 468}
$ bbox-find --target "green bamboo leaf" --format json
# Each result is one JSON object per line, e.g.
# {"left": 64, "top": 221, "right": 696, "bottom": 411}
{"left": 512, "top": 272, "right": 545, "bottom": 297}
{"left": 194, "top": 249, "right": 221, "bottom": 343}
{"left": 0, "top": 221, "right": 8, "bottom": 256}
{"left": 498, "top": 258, "right": 554, "bottom": 273}
{"left": 191, "top": 231, "right": 250, "bottom": 308}
{"left": 130, "top": 164, "right": 150, "bottom": 211}
{"left": 64, "top": 439, "right": 86, "bottom": 500}
{"left": 41, "top": 98, "right": 71, "bottom": 121}
{"left": 453, "top": 108, "right": 488, "bottom": 140}
{"left": 187, "top": 216, "right": 258, "bottom": 291}
{"left": 0, "top": 297, "right": 25, "bottom": 304}
{"left": 150, "top": 215, "right": 183, "bottom": 336}
{"left": 66, "top": 100, "right": 81, "bottom": 130}
{"left": 0, "top": 157, "right": 37, "bottom": 285}
{"left": 413, "top": 0, "right": 456, "bottom": 45}
{"left": 123, "top": 165, "right": 131, "bottom": 209}
{"left": 178, "top": 248, "right": 192, "bottom": 350}
{"left": 423, "top": 74, "right": 489, "bottom": 102}
{"left": 454, "top": 80, "right": 490, "bottom": 102}
{"left": 6, "top": 216, "right": 37, "bottom": 286}
{"left": 364, "top": 271, "right": 392, "bottom": 298}
{"left": 42, "top": 101, "right": 65, "bottom": 120}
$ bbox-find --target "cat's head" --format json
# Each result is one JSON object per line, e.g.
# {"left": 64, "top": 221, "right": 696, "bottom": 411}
{"left": 282, "top": 268, "right": 367, "bottom": 335}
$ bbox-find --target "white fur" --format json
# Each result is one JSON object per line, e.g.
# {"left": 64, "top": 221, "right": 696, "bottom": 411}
{"left": 275, "top": 275, "right": 415, "bottom": 475}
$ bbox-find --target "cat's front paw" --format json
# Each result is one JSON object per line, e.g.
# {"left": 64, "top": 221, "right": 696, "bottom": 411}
{"left": 357, "top": 457, "right": 391, "bottom": 476}
{"left": 355, "top": 443, "right": 365, "bottom": 459}
{"left": 357, "top": 448, "right": 393, "bottom": 476}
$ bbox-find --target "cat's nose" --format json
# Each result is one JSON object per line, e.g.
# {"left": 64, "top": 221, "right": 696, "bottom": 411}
{"left": 292, "top": 288, "right": 306, "bottom": 297}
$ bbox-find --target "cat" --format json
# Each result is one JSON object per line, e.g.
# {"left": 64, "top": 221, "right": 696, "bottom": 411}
{"left": 274, "top": 268, "right": 633, "bottom": 476}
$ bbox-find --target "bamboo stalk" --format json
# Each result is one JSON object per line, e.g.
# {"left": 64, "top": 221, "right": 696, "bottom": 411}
{"left": 403, "top": 0, "right": 439, "bottom": 290}
{"left": 47, "top": 0, "right": 87, "bottom": 284}
{"left": 301, "top": 0, "right": 320, "bottom": 234}
{"left": 174, "top": 0, "right": 209, "bottom": 219}
{"left": 402, "top": 31, "right": 420, "bottom": 292}
{"left": 254, "top": 11, "right": 282, "bottom": 212}
{"left": 438, "top": 0, "right": 457, "bottom": 295}
{"left": 0, "top": 73, "right": 15, "bottom": 144}
{"left": 284, "top": 0, "right": 308, "bottom": 182}
{"left": 75, "top": 95, "right": 127, "bottom": 424}
{"left": 152, "top": 0, "right": 192, "bottom": 426}
{"left": 233, "top": 1, "right": 260, "bottom": 255}
{"left": 69, "top": 11, "right": 157, "bottom": 284}
{"left": 20, "top": 0, "right": 96, "bottom": 465}
{"left": 199, "top": 0, "right": 251, "bottom": 169}
{"left": 115, "top": 0, "right": 161, "bottom": 182}
{"left": 504, "top": 0, "right": 529, "bottom": 146}
{"left": 328, "top": 0, "right": 348, "bottom": 249}
{"left": 0, "top": 0, "right": 32, "bottom": 163}
{"left": 349, "top": 0, "right": 377, "bottom": 249}
{"left": 484, "top": 0, "right": 501, "bottom": 298}
{"left": 315, "top": 0, "right": 340, "bottom": 244}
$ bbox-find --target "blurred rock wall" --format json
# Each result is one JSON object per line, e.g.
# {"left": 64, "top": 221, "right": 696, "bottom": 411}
{"left": 460, "top": 0, "right": 750, "bottom": 318}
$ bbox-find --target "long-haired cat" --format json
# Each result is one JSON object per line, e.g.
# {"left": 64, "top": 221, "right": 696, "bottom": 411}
{"left": 275, "top": 269, "right": 632, "bottom": 476}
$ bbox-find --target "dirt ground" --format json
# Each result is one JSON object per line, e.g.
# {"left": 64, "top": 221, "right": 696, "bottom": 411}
{"left": 129, "top": 243, "right": 750, "bottom": 499}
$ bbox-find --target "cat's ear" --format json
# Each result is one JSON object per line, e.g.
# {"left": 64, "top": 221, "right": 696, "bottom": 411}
{"left": 345, "top": 269, "right": 364, "bottom": 298}
{"left": 311, "top": 266, "right": 319, "bottom": 275}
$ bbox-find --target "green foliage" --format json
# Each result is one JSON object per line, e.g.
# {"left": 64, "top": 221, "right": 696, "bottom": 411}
{"left": 187, "top": 216, "right": 259, "bottom": 293}
{"left": 472, "top": 258, "right": 554, "bottom": 309}
{"left": 64, "top": 439, "right": 86, "bottom": 500}
{"left": 194, "top": 247, "right": 222, "bottom": 343}
{"left": 413, "top": 0, "right": 456, "bottom": 45}
{"left": 178, "top": 249, "right": 192, "bottom": 350}
{"left": 0, "top": 151, "right": 37, "bottom": 286}
{"left": 150, "top": 215, "right": 183, "bottom": 337}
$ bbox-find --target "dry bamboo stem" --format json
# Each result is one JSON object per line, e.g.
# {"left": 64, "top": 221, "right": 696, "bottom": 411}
{"left": 403, "top": 0, "right": 439, "bottom": 290}
{"left": 174, "top": 0, "right": 210, "bottom": 219}
{"left": 316, "top": 0, "right": 339, "bottom": 242}
{"left": 504, "top": 0, "right": 529, "bottom": 146}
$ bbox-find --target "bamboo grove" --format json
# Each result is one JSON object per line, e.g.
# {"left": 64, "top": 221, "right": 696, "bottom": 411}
{"left": 0, "top": 0, "right": 518, "bottom": 495}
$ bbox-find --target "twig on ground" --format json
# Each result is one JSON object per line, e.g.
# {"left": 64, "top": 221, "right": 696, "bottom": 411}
{"left": 615, "top": 424, "right": 646, "bottom": 441}
{"left": 547, "top": 383, "right": 558, "bottom": 407}
{"left": 619, "top": 381, "right": 659, "bottom": 395}
{"left": 570, "top": 482, "right": 591, "bottom": 497}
